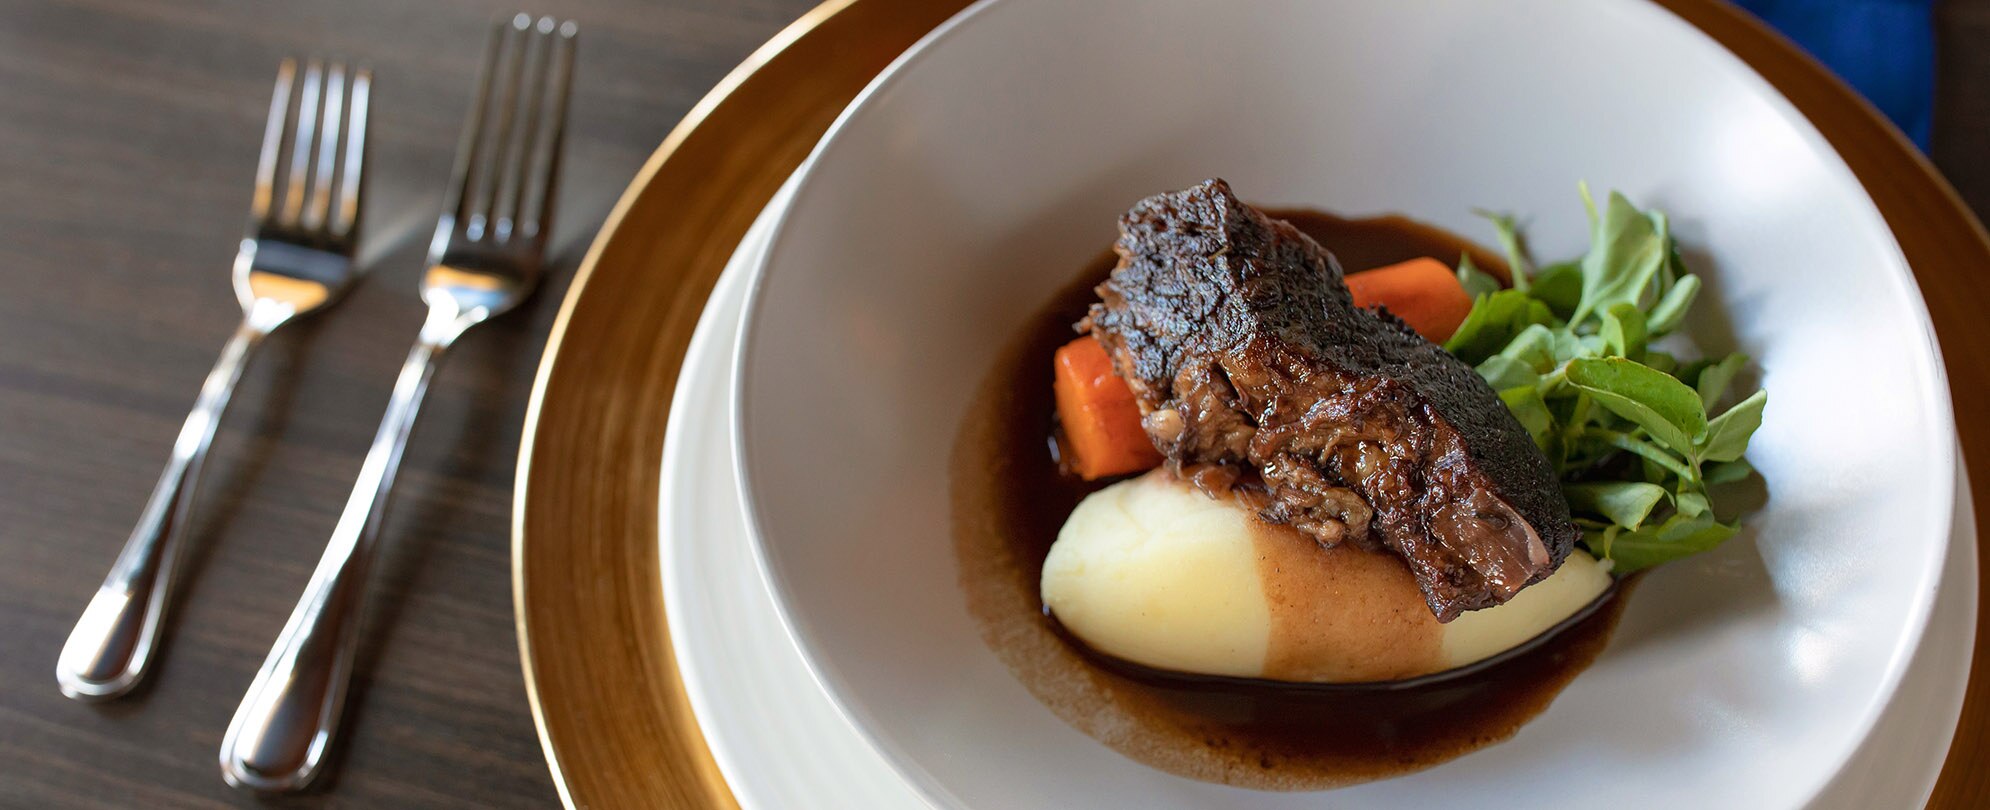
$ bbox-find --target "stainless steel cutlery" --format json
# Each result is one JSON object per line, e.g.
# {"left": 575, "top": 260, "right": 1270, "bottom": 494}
{"left": 219, "top": 15, "right": 576, "bottom": 792}
{"left": 57, "top": 58, "right": 371, "bottom": 702}
{"left": 54, "top": 14, "right": 577, "bottom": 794}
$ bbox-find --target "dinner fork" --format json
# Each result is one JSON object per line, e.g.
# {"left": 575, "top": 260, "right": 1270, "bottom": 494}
{"left": 56, "top": 59, "right": 371, "bottom": 702}
{"left": 220, "top": 15, "right": 575, "bottom": 792}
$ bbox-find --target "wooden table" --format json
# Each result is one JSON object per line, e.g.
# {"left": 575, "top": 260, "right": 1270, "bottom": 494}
{"left": 0, "top": 1, "right": 816, "bottom": 806}
{"left": 0, "top": 1, "right": 1985, "bottom": 808}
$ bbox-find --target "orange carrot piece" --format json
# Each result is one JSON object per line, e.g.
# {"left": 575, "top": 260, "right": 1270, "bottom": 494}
{"left": 1053, "top": 336, "right": 1162, "bottom": 480}
{"left": 1345, "top": 257, "right": 1476, "bottom": 342}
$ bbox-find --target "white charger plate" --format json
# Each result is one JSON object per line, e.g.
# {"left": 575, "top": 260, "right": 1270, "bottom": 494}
{"left": 662, "top": 181, "right": 1977, "bottom": 809}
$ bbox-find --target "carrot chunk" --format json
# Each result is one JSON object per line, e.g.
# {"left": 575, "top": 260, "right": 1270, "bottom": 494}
{"left": 1345, "top": 257, "right": 1476, "bottom": 342}
{"left": 1053, "top": 336, "right": 1163, "bottom": 480}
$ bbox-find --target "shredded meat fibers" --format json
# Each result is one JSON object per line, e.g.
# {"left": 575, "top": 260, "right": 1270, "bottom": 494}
{"left": 1080, "top": 179, "right": 1577, "bottom": 621}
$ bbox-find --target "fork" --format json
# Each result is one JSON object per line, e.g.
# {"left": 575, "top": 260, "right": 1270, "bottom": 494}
{"left": 56, "top": 59, "right": 371, "bottom": 702}
{"left": 219, "top": 15, "right": 575, "bottom": 792}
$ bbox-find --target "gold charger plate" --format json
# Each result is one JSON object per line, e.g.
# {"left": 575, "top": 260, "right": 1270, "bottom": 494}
{"left": 513, "top": 0, "right": 1990, "bottom": 806}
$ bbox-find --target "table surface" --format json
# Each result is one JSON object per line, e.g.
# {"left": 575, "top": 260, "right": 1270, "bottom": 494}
{"left": 2, "top": 1, "right": 1987, "bottom": 808}
{"left": 0, "top": 0, "right": 817, "bottom": 806}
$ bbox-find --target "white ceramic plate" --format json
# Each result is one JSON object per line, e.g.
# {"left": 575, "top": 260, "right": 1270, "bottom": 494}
{"left": 663, "top": 183, "right": 922, "bottom": 810}
{"left": 663, "top": 181, "right": 926, "bottom": 809}
{"left": 666, "top": 185, "right": 1974, "bottom": 808}
{"left": 734, "top": 0, "right": 1961, "bottom": 806}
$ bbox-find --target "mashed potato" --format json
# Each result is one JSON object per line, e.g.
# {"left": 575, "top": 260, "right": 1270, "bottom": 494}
{"left": 1041, "top": 471, "right": 1611, "bottom": 682}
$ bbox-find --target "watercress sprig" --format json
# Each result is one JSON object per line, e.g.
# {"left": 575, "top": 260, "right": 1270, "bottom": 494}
{"left": 1445, "top": 186, "right": 1767, "bottom": 572}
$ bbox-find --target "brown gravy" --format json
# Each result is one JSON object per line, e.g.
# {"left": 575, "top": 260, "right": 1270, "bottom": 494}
{"left": 951, "top": 209, "right": 1628, "bottom": 789}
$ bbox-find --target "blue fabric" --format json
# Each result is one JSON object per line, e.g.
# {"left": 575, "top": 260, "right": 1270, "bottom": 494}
{"left": 1733, "top": 0, "right": 1936, "bottom": 148}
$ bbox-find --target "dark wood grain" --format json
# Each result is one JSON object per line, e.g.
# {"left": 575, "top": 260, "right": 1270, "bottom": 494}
{"left": 0, "top": 1, "right": 814, "bottom": 807}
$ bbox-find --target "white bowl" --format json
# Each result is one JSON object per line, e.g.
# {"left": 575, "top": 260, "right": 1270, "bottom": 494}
{"left": 733, "top": 0, "right": 1958, "bottom": 806}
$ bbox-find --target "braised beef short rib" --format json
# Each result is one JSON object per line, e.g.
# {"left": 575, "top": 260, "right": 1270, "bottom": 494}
{"left": 1080, "top": 179, "right": 1577, "bottom": 621}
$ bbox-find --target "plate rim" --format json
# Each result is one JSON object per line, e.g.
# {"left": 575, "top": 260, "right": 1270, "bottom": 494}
{"left": 513, "top": 0, "right": 1990, "bottom": 806}
{"left": 512, "top": 1, "right": 982, "bottom": 806}
{"left": 511, "top": 2, "right": 859, "bottom": 807}
{"left": 658, "top": 181, "right": 933, "bottom": 809}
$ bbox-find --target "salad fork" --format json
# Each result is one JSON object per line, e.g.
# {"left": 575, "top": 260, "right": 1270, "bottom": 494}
{"left": 220, "top": 15, "right": 575, "bottom": 792}
{"left": 57, "top": 59, "right": 371, "bottom": 702}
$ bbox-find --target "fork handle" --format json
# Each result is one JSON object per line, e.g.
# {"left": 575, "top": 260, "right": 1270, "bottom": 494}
{"left": 57, "top": 313, "right": 274, "bottom": 701}
{"left": 220, "top": 304, "right": 464, "bottom": 792}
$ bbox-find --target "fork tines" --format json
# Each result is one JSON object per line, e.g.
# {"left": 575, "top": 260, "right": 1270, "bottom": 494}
{"left": 443, "top": 13, "right": 577, "bottom": 252}
{"left": 254, "top": 58, "right": 370, "bottom": 241}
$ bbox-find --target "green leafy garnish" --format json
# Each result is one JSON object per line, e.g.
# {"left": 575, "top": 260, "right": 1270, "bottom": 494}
{"left": 1530, "top": 261, "right": 1584, "bottom": 319}
{"left": 1443, "top": 290, "right": 1554, "bottom": 364}
{"left": 1455, "top": 253, "right": 1502, "bottom": 300}
{"left": 1563, "top": 481, "right": 1669, "bottom": 530}
{"left": 1453, "top": 188, "right": 1768, "bottom": 572}
{"left": 1476, "top": 209, "right": 1534, "bottom": 293}
{"left": 1564, "top": 357, "right": 1706, "bottom": 455}
{"left": 1603, "top": 512, "right": 1738, "bottom": 572}
{"left": 1701, "top": 389, "right": 1767, "bottom": 463}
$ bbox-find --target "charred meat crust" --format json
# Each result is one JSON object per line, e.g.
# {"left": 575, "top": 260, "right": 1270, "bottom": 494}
{"left": 1079, "top": 179, "right": 1577, "bottom": 621}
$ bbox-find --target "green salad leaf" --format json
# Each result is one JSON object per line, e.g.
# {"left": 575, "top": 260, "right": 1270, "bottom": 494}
{"left": 1701, "top": 389, "right": 1768, "bottom": 463}
{"left": 1691, "top": 352, "right": 1750, "bottom": 408}
{"left": 1564, "top": 357, "right": 1707, "bottom": 455}
{"left": 1455, "top": 254, "right": 1503, "bottom": 300}
{"left": 1445, "top": 290, "right": 1554, "bottom": 364}
{"left": 1530, "top": 261, "right": 1584, "bottom": 319}
{"left": 1603, "top": 512, "right": 1738, "bottom": 573}
{"left": 1451, "top": 188, "right": 1768, "bottom": 572}
{"left": 1563, "top": 481, "right": 1669, "bottom": 530}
